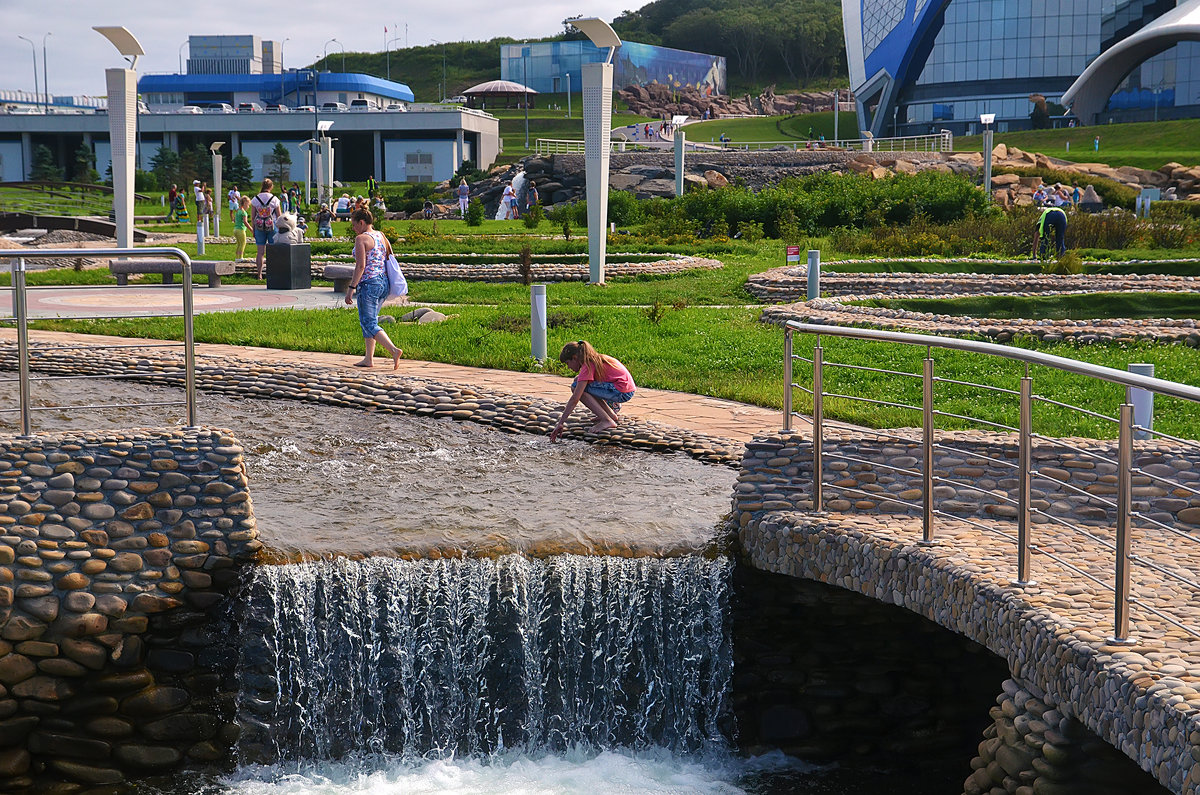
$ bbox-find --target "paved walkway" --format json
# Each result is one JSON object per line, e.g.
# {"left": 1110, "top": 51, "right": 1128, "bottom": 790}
{"left": 3, "top": 329, "right": 785, "bottom": 444}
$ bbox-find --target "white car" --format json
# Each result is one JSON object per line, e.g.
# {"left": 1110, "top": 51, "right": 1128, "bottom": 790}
{"left": 385, "top": 103, "right": 408, "bottom": 112}
{"left": 295, "top": 105, "right": 316, "bottom": 113}
{"left": 179, "top": 105, "right": 204, "bottom": 114}
{"left": 265, "top": 104, "right": 291, "bottom": 113}
{"left": 446, "top": 95, "right": 468, "bottom": 104}
{"left": 321, "top": 102, "right": 348, "bottom": 112}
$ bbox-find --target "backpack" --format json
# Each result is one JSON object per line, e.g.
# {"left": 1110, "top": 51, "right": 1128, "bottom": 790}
{"left": 252, "top": 194, "right": 275, "bottom": 232}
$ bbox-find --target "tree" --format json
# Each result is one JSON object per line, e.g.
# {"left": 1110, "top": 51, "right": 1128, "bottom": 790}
{"left": 726, "top": 8, "right": 768, "bottom": 85}
{"left": 71, "top": 142, "right": 98, "bottom": 184}
{"left": 29, "top": 145, "right": 62, "bottom": 182}
{"left": 269, "top": 143, "right": 292, "bottom": 183}
{"left": 225, "top": 154, "right": 254, "bottom": 190}
{"left": 178, "top": 144, "right": 212, "bottom": 185}
{"left": 1029, "top": 94, "right": 1051, "bottom": 129}
{"left": 150, "top": 146, "right": 181, "bottom": 188}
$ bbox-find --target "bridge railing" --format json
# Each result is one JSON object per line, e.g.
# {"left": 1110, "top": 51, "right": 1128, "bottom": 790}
{"left": 534, "top": 130, "right": 954, "bottom": 156}
{"left": 782, "top": 322, "right": 1200, "bottom": 644}
{"left": 0, "top": 247, "right": 197, "bottom": 434}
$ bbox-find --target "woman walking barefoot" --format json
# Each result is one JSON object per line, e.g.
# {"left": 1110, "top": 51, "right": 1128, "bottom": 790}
{"left": 344, "top": 208, "right": 403, "bottom": 369}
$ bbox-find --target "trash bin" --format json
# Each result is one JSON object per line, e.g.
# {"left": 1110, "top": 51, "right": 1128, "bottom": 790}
{"left": 265, "top": 243, "right": 312, "bottom": 290}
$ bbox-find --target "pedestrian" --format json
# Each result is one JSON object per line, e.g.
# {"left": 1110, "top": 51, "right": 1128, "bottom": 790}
{"left": 343, "top": 208, "right": 404, "bottom": 370}
{"left": 204, "top": 187, "right": 216, "bottom": 231}
{"left": 457, "top": 177, "right": 470, "bottom": 216}
{"left": 250, "top": 178, "right": 282, "bottom": 279}
{"left": 1034, "top": 205, "right": 1068, "bottom": 258}
{"left": 1093, "top": 135, "right": 1100, "bottom": 152}
{"left": 1071, "top": 185, "right": 1081, "bottom": 206}
{"left": 549, "top": 340, "right": 636, "bottom": 441}
{"left": 501, "top": 183, "right": 516, "bottom": 219}
{"left": 526, "top": 180, "right": 539, "bottom": 213}
{"left": 167, "top": 184, "right": 178, "bottom": 222}
{"left": 228, "top": 185, "right": 241, "bottom": 222}
{"left": 232, "top": 195, "right": 250, "bottom": 262}
{"left": 192, "top": 180, "right": 205, "bottom": 227}
{"left": 316, "top": 204, "right": 333, "bottom": 238}
{"left": 366, "top": 174, "right": 378, "bottom": 198}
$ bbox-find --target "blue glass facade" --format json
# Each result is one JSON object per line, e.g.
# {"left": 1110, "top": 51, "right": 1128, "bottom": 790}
{"left": 500, "top": 41, "right": 726, "bottom": 96}
{"left": 846, "top": 0, "right": 1200, "bottom": 136}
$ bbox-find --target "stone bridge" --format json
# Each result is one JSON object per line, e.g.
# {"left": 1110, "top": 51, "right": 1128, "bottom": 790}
{"left": 736, "top": 429, "right": 1200, "bottom": 795}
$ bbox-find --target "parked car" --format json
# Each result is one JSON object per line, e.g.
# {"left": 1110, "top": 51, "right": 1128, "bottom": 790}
{"left": 265, "top": 104, "right": 291, "bottom": 113}
{"left": 321, "top": 102, "right": 348, "bottom": 111}
{"left": 349, "top": 98, "right": 379, "bottom": 111}
{"left": 384, "top": 103, "right": 408, "bottom": 112}
{"left": 203, "top": 102, "right": 236, "bottom": 114}
{"left": 178, "top": 105, "right": 204, "bottom": 114}
{"left": 237, "top": 101, "right": 265, "bottom": 113}
{"left": 295, "top": 105, "right": 316, "bottom": 113}
{"left": 446, "top": 95, "right": 468, "bottom": 104}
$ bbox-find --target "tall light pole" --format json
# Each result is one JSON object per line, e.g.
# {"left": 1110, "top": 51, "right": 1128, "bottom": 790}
{"left": 93, "top": 26, "right": 144, "bottom": 250}
{"left": 386, "top": 36, "right": 403, "bottom": 81}
{"left": 17, "top": 36, "right": 38, "bottom": 114}
{"left": 41, "top": 33, "right": 51, "bottom": 113}
{"left": 566, "top": 72, "right": 571, "bottom": 118}
{"left": 522, "top": 46, "right": 530, "bottom": 149}
{"left": 178, "top": 40, "right": 187, "bottom": 74}
{"left": 280, "top": 37, "right": 290, "bottom": 104}
{"left": 323, "top": 38, "right": 343, "bottom": 73}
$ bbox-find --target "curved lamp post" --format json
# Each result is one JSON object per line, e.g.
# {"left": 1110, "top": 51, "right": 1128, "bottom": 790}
{"left": 93, "top": 26, "right": 144, "bottom": 250}
{"left": 17, "top": 36, "right": 38, "bottom": 114}
{"left": 568, "top": 18, "right": 621, "bottom": 284}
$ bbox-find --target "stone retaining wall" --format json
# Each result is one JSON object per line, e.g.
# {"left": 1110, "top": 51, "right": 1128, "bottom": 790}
{"left": 0, "top": 428, "right": 261, "bottom": 791}
{"left": 732, "top": 430, "right": 1200, "bottom": 533}
{"left": 306, "top": 254, "right": 722, "bottom": 283}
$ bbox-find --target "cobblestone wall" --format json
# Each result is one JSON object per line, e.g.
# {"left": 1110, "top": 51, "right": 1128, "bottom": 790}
{"left": 0, "top": 428, "right": 261, "bottom": 790}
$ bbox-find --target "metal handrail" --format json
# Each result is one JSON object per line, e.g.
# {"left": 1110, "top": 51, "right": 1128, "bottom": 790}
{"left": 781, "top": 321, "right": 1200, "bottom": 644}
{"left": 0, "top": 247, "right": 196, "bottom": 434}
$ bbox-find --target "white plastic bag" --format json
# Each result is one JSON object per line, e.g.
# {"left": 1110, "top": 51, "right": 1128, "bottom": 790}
{"left": 384, "top": 252, "right": 408, "bottom": 302}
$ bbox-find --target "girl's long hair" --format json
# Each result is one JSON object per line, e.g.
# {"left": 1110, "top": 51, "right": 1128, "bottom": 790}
{"left": 559, "top": 340, "right": 616, "bottom": 381}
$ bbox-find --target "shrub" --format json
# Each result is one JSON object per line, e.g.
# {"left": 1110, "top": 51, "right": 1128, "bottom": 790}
{"left": 736, "top": 220, "right": 765, "bottom": 243}
{"left": 522, "top": 204, "right": 543, "bottom": 229}
{"left": 607, "top": 189, "right": 643, "bottom": 226}
{"left": 1143, "top": 217, "right": 1194, "bottom": 249}
{"left": 1068, "top": 209, "right": 1138, "bottom": 250}
{"left": 1042, "top": 249, "right": 1084, "bottom": 274}
{"left": 466, "top": 198, "right": 485, "bottom": 227}
{"left": 1150, "top": 201, "right": 1200, "bottom": 221}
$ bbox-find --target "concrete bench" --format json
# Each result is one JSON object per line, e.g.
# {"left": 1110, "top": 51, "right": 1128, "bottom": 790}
{"left": 110, "top": 259, "right": 236, "bottom": 288}
{"left": 322, "top": 264, "right": 355, "bottom": 293}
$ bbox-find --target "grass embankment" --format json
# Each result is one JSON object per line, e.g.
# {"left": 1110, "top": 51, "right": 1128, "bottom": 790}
{"left": 685, "top": 111, "right": 841, "bottom": 144}
{"left": 956, "top": 118, "right": 1200, "bottom": 170}
{"left": 859, "top": 292, "right": 1200, "bottom": 320}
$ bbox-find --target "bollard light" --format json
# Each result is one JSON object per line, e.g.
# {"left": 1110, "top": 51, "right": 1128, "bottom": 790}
{"left": 531, "top": 284, "right": 547, "bottom": 362}
{"left": 807, "top": 250, "right": 821, "bottom": 300}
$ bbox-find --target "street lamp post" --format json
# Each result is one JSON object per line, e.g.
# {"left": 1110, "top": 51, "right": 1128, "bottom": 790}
{"left": 323, "top": 38, "right": 343, "bottom": 73}
{"left": 93, "top": 26, "right": 144, "bottom": 250}
{"left": 178, "top": 40, "right": 187, "bottom": 74}
{"left": 280, "top": 37, "right": 290, "bottom": 104}
{"left": 17, "top": 36, "right": 38, "bottom": 115}
{"left": 386, "top": 36, "right": 403, "bottom": 81}
{"left": 41, "top": 33, "right": 51, "bottom": 113}
{"left": 566, "top": 72, "right": 571, "bottom": 118}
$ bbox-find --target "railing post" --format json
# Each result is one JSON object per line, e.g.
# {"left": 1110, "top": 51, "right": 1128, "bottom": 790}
{"left": 783, "top": 328, "right": 794, "bottom": 431}
{"left": 812, "top": 341, "right": 824, "bottom": 513}
{"left": 1014, "top": 374, "right": 1035, "bottom": 586}
{"left": 181, "top": 253, "right": 197, "bottom": 428}
{"left": 1110, "top": 402, "right": 1136, "bottom": 645}
{"left": 922, "top": 354, "right": 935, "bottom": 543}
{"left": 13, "top": 258, "right": 31, "bottom": 437}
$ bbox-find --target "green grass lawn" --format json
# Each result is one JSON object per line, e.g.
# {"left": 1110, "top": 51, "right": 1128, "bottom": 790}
{"left": 684, "top": 111, "right": 845, "bottom": 144}
{"left": 860, "top": 292, "right": 1200, "bottom": 320}
{"left": 956, "top": 118, "right": 1200, "bottom": 170}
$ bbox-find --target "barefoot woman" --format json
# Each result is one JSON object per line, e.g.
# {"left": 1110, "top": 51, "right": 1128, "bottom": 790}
{"left": 344, "top": 208, "right": 404, "bottom": 369}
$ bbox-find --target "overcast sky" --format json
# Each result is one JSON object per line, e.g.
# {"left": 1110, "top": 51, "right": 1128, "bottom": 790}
{"left": 2, "top": 0, "right": 631, "bottom": 99}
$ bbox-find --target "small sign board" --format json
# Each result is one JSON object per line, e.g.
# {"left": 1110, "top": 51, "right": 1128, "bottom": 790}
{"left": 786, "top": 245, "right": 801, "bottom": 263}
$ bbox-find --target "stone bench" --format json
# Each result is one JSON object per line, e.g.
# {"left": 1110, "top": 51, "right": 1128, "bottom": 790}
{"left": 110, "top": 259, "right": 235, "bottom": 287}
{"left": 323, "top": 264, "right": 355, "bottom": 293}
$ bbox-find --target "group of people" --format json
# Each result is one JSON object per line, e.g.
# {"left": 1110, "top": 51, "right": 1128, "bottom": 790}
{"left": 1033, "top": 182, "right": 1080, "bottom": 208}
{"left": 229, "top": 177, "right": 307, "bottom": 276}
{"left": 497, "top": 180, "right": 538, "bottom": 220}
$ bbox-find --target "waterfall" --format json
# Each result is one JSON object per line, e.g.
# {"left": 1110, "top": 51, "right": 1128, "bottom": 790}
{"left": 237, "top": 555, "right": 733, "bottom": 764}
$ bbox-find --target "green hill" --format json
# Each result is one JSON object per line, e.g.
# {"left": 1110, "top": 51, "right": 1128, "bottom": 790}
{"left": 956, "top": 119, "right": 1200, "bottom": 170}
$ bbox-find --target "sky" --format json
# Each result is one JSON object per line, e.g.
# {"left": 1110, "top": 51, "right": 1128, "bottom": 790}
{"left": 1, "top": 0, "right": 632, "bottom": 99}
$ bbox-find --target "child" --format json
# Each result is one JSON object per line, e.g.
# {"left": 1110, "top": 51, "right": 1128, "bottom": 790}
{"left": 549, "top": 340, "right": 636, "bottom": 442}
{"left": 233, "top": 195, "right": 250, "bottom": 262}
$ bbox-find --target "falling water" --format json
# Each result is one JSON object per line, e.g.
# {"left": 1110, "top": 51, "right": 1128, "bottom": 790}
{"left": 237, "top": 554, "right": 733, "bottom": 765}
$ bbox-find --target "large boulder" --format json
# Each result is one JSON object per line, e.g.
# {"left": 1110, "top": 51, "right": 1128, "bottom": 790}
{"left": 704, "top": 170, "right": 730, "bottom": 188}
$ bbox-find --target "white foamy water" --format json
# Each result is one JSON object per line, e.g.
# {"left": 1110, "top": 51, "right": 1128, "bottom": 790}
{"left": 216, "top": 749, "right": 814, "bottom": 794}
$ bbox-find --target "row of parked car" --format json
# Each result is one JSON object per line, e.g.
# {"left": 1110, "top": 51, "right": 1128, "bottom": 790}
{"left": 175, "top": 100, "right": 410, "bottom": 114}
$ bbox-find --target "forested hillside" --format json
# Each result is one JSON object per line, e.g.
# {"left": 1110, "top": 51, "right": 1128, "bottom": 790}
{"left": 315, "top": 0, "right": 847, "bottom": 100}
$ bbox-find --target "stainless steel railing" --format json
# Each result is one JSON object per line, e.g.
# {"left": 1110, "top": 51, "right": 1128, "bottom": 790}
{"left": 0, "top": 247, "right": 197, "bottom": 434}
{"left": 782, "top": 321, "right": 1200, "bottom": 644}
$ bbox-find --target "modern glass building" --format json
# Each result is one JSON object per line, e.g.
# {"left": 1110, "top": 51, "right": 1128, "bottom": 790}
{"left": 845, "top": 0, "right": 1200, "bottom": 136}
{"left": 500, "top": 40, "right": 726, "bottom": 97}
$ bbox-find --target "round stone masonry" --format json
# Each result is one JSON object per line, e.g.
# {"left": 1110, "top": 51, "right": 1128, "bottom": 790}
{"left": 0, "top": 427, "right": 262, "bottom": 791}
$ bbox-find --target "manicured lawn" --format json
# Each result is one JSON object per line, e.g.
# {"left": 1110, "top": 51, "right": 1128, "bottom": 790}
{"left": 860, "top": 292, "right": 1200, "bottom": 320}
{"left": 685, "top": 111, "right": 845, "bottom": 144}
{"left": 955, "top": 118, "right": 1200, "bottom": 170}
